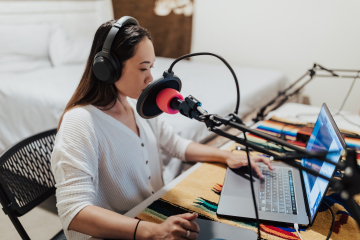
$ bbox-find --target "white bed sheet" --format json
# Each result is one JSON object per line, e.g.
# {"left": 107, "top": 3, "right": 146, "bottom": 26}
{"left": 0, "top": 57, "right": 287, "bottom": 182}
{"left": 0, "top": 64, "right": 84, "bottom": 152}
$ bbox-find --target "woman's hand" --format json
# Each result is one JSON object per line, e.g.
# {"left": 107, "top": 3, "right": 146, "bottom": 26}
{"left": 150, "top": 212, "right": 200, "bottom": 240}
{"left": 222, "top": 151, "right": 274, "bottom": 178}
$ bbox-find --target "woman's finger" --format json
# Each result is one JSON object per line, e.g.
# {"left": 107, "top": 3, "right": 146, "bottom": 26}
{"left": 188, "top": 230, "right": 198, "bottom": 240}
{"left": 253, "top": 156, "right": 274, "bottom": 170}
{"left": 170, "top": 225, "right": 188, "bottom": 239}
{"left": 229, "top": 161, "right": 247, "bottom": 169}
{"left": 250, "top": 160, "right": 264, "bottom": 178}
{"left": 176, "top": 212, "right": 197, "bottom": 221}
{"left": 179, "top": 229, "right": 198, "bottom": 240}
{"left": 228, "top": 158, "right": 246, "bottom": 169}
{"left": 180, "top": 219, "right": 200, "bottom": 233}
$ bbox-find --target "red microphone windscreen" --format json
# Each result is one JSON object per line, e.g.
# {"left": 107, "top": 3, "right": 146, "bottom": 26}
{"left": 156, "top": 88, "right": 184, "bottom": 114}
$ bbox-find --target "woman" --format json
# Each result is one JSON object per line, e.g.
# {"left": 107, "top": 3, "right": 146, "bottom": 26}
{"left": 51, "top": 18, "right": 273, "bottom": 240}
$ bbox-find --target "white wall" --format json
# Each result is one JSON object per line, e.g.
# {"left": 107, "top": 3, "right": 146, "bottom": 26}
{"left": 0, "top": 0, "right": 114, "bottom": 38}
{"left": 191, "top": 0, "right": 360, "bottom": 114}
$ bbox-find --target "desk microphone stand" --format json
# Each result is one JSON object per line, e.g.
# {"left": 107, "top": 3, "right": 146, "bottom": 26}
{"left": 253, "top": 64, "right": 360, "bottom": 122}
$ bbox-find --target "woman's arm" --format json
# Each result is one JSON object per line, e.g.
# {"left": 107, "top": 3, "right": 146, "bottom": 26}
{"left": 69, "top": 205, "right": 200, "bottom": 240}
{"left": 184, "top": 142, "right": 274, "bottom": 178}
{"left": 184, "top": 142, "right": 228, "bottom": 163}
{"left": 68, "top": 205, "right": 153, "bottom": 239}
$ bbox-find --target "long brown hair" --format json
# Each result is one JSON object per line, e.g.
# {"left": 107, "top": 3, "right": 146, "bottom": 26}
{"left": 58, "top": 19, "right": 151, "bottom": 130}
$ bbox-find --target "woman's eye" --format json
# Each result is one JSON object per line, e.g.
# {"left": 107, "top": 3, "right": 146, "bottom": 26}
{"left": 140, "top": 66, "right": 154, "bottom": 71}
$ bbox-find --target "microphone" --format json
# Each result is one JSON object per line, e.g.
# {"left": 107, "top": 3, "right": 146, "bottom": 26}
{"left": 137, "top": 70, "right": 207, "bottom": 120}
{"left": 156, "top": 88, "right": 184, "bottom": 114}
{"left": 136, "top": 71, "right": 182, "bottom": 119}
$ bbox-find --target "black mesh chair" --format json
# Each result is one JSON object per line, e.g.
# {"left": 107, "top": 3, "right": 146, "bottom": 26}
{"left": 0, "top": 129, "right": 66, "bottom": 240}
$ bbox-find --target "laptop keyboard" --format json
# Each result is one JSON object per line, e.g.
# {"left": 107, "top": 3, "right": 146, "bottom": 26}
{"left": 258, "top": 167, "right": 297, "bottom": 214}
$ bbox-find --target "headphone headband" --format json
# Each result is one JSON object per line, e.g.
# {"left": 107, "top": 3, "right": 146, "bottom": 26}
{"left": 93, "top": 16, "right": 139, "bottom": 84}
{"left": 102, "top": 16, "right": 139, "bottom": 52}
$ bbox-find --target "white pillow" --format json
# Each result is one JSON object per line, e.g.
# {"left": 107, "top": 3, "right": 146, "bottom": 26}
{"left": 0, "top": 24, "right": 52, "bottom": 74}
{"left": 0, "top": 24, "right": 51, "bottom": 58}
{"left": 49, "top": 26, "right": 92, "bottom": 66}
{"left": 0, "top": 55, "right": 51, "bottom": 74}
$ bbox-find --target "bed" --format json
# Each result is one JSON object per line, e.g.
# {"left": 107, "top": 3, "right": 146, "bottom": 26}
{"left": 0, "top": 0, "right": 289, "bottom": 183}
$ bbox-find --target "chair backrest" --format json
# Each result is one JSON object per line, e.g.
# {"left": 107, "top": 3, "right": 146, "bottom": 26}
{"left": 0, "top": 129, "right": 57, "bottom": 217}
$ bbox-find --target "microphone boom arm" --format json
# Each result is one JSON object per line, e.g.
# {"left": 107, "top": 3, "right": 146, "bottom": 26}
{"left": 253, "top": 64, "right": 360, "bottom": 122}
{"left": 174, "top": 93, "right": 360, "bottom": 229}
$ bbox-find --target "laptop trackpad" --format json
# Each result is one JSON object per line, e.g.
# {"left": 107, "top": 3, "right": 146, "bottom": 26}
{"left": 222, "top": 167, "right": 260, "bottom": 198}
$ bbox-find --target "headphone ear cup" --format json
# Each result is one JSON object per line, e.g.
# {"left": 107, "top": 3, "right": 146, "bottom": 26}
{"left": 110, "top": 52, "right": 122, "bottom": 84}
{"left": 93, "top": 54, "right": 115, "bottom": 83}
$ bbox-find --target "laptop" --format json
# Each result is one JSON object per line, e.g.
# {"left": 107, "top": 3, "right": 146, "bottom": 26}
{"left": 217, "top": 103, "right": 346, "bottom": 226}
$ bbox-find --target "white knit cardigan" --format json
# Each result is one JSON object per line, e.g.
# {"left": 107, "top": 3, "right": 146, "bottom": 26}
{"left": 51, "top": 99, "right": 192, "bottom": 240}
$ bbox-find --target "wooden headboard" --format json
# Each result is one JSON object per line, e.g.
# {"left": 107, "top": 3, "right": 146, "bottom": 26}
{"left": 112, "top": 0, "right": 193, "bottom": 58}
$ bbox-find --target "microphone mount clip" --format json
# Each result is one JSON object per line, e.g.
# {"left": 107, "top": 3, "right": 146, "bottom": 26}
{"left": 176, "top": 95, "right": 208, "bottom": 121}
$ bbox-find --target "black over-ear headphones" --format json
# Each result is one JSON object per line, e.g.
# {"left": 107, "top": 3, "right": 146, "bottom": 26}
{"left": 92, "top": 16, "right": 139, "bottom": 84}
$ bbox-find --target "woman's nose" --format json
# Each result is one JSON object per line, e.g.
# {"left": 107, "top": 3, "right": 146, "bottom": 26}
{"left": 146, "top": 74, "right": 153, "bottom": 84}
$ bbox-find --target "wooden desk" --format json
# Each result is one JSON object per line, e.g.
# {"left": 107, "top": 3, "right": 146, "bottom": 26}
{"left": 91, "top": 103, "right": 360, "bottom": 240}
{"left": 125, "top": 103, "right": 360, "bottom": 240}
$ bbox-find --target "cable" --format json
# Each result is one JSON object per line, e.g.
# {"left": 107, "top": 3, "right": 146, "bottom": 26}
{"left": 278, "top": 124, "right": 288, "bottom": 140}
{"left": 334, "top": 71, "right": 359, "bottom": 115}
{"left": 294, "top": 223, "right": 303, "bottom": 240}
{"left": 168, "top": 52, "right": 241, "bottom": 115}
{"left": 276, "top": 124, "right": 289, "bottom": 153}
{"left": 324, "top": 201, "right": 335, "bottom": 240}
{"left": 243, "top": 132, "right": 262, "bottom": 239}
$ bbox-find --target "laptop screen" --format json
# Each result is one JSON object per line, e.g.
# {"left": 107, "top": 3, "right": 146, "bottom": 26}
{"left": 301, "top": 104, "right": 345, "bottom": 222}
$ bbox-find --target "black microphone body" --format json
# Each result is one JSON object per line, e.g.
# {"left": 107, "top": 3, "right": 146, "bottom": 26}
{"left": 169, "top": 98, "right": 181, "bottom": 111}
